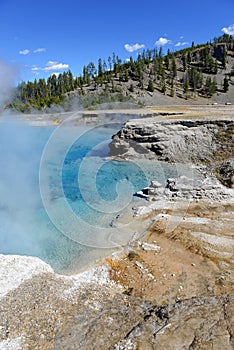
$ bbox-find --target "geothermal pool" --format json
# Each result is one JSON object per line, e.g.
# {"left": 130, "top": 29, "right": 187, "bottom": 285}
{"left": 0, "top": 116, "right": 196, "bottom": 273}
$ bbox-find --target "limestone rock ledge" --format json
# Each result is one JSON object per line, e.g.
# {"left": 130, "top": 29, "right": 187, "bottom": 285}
{"left": 109, "top": 117, "right": 234, "bottom": 164}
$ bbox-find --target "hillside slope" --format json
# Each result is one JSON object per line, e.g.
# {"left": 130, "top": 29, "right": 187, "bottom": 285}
{"left": 9, "top": 35, "right": 234, "bottom": 112}
{"left": 75, "top": 40, "right": 234, "bottom": 107}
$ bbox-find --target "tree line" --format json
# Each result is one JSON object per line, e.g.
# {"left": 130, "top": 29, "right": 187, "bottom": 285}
{"left": 8, "top": 34, "right": 234, "bottom": 112}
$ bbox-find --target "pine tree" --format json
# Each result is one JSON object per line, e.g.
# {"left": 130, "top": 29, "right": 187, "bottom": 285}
{"left": 50, "top": 74, "right": 57, "bottom": 97}
{"left": 182, "top": 53, "right": 187, "bottom": 72}
{"left": 161, "top": 82, "right": 166, "bottom": 95}
{"left": 57, "top": 74, "right": 64, "bottom": 95}
{"left": 159, "top": 47, "right": 163, "bottom": 59}
{"left": 170, "top": 79, "right": 174, "bottom": 97}
{"left": 36, "top": 78, "right": 47, "bottom": 99}
{"left": 171, "top": 55, "right": 177, "bottom": 78}
{"left": 83, "top": 65, "right": 89, "bottom": 84}
{"left": 139, "top": 77, "right": 144, "bottom": 89}
{"left": 204, "top": 76, "right": 217, "bottom": 97}
{"left": 212, "top": 77, "right": 217, "bottom": 94}
{"left": 147, "top": 79, "right": 154, "bottom": 92}
{"left": 146, "top": 49, "right": 152, "bottom": 61}
{"left": 129, "top": 83, "right": 134, "bottom": 92}
{"left": 187, "top": 51, "right": 191, "bottom": 64}
{"left": 164, "top": 55, "right": 169, "bottom": 70}
{"left": 68, "top": 70, "right": 74, "bottom": 90}
{"left": 102, "top": 60, "right": 107, "bottom": 73}
{"left": 98, "top": 58, "right": 103, "bottom": 77}
{"left": 108, "top": 56, "right": 112, "bottom": 71}
{"left": 223, "top": 76, "right": 229, "bottom": 92}
{"left": 123, "top": 67, "right": 129, "bottom": 82}
{"left": 62, "top": 72, "right": 69, "bottom": 91}
{"left": 87, "top": 62, "right": 96, "bottom": 79}
{"left": 153, "top": 56, "right": 159, "bottom": 75}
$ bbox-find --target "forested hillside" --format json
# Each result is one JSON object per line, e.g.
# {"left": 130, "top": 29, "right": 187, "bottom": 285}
{"left": 8, "top": 34, "right": 234, "bottom": 112}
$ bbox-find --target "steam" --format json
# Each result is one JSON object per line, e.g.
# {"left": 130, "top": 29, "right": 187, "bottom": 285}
{"left": 0, "top": 60, "right": 17, "bottom": 109}
{"left": 0, "top": 120, "right": 43, "bottom": 210}
{"left": 0, "top": 60, "right": 45, "bottom": 254}
{"left": 0, "top": 118, "right": 49, "bottom": 255}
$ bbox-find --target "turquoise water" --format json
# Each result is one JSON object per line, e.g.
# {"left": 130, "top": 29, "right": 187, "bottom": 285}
{"left": 0, "top": 117, "right": 197, "bottom": 273}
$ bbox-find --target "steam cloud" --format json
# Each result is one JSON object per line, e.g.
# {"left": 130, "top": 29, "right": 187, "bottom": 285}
{"left": 0, "top": 61, "right": 51, "bottom": 255}
{"left": 0, "top": 60, "right": 17, "bottom": 109}
{"left": 0, "top": 119, "right": 49, "bottom": 255}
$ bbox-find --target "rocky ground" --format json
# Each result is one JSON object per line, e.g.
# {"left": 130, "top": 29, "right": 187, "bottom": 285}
{"left": 0, "top": 106, "right": 233, "bottom": 349}
{"left": 0, "top": 192, "right": 233, "bottom": 349}
{"left": 109, "top": 111, "right": 233, "bottom": 165}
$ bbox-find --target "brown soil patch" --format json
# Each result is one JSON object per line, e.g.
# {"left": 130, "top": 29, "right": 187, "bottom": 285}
{"left": 109, "top": 201, "right": 234, "bottom": 306}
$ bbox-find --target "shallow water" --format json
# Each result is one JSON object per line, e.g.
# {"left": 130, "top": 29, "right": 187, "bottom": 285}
{"left": 0, "top": 116, "right": 199, "bottom": 273}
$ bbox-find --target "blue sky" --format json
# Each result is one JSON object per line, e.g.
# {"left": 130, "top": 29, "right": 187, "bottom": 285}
{"left": 0, "top": 0, "right": 234, "bottom": 84}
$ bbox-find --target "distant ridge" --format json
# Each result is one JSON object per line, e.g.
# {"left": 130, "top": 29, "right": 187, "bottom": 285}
{"left": 8, "top": 34, "right": 234, "bottom": 112}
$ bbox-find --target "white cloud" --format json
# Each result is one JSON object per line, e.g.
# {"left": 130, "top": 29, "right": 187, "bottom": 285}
{"left": 155, "top": 37, "right": 172, "bottom": 46}
{"left": 31, "top": 66, "right": 40, "bottom": 71}
{"left": 19, "top": 49, "right": 30, "bottom": 55}
{"left": 221, "top": 24, "right": 234, "bottom": 35}
{"left": 124, "top": 43, "right": 145, "bottom": 52}
{"left": 175, "top": 41, "right": 189, "bottom": 47}
{"left": 19, "top": 47, "right": 46, "bottom": 55}
{"left": 44, "top": 61, "right": 69, "bottom": 71}
{"left": 33, "top": 47, "right": 46, "bottom": 53}
{"left": 31, "top": 61, "right": 69, "bottom": 74}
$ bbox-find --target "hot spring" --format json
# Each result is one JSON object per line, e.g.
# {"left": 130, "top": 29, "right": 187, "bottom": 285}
{"left": 0, "top": 114, "right": 197, "bottom": 273}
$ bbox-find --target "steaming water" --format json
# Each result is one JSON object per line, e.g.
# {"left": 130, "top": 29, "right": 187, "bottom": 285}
{"left": 0, "top": 116, "right": 198, "bottom": 273}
